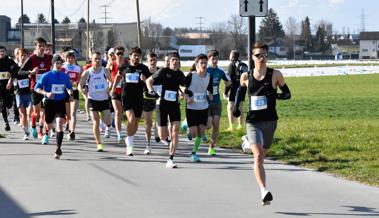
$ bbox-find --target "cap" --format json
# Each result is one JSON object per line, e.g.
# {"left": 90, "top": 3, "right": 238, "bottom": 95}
{"left": 108, "top": 48, "right": 115, "bottom": 55}
{"left": 52, "top": 55, "right": 64, "bottom": 64}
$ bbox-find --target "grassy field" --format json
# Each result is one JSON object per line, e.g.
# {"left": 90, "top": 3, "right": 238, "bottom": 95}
{"left": 215, "top": 74, "right": 379, "bottom": 186}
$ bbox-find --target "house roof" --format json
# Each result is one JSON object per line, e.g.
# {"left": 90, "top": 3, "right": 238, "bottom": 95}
{"left": 359, "top": 32, "right": 379, "bottom": 40}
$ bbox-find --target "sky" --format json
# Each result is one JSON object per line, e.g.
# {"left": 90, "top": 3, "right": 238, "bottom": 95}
{"left": 1, "top": 0, "right": 378, "bottom": 35}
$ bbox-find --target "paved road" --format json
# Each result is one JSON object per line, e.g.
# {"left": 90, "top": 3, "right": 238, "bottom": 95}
{"left": 1, "top": 114, "right": 379, "bottom": 218}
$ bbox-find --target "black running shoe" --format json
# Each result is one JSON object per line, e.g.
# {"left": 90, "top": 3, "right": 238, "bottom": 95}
{"left": 5, "top": 123, "right": 10, "bottom": 131}
{"left": 155, "top": 136, "right": 160, "bottom": 142}
{"left": 262, "top": 192, "right": 273, "bottom": 206}
{"left": 69, "top": 131, "right": 75, "bottom": 141}
{"left": 54, "top": 148, "right": 62, "bottom": 159}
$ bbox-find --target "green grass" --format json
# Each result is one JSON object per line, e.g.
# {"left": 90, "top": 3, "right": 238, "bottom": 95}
{"left": 215, "top": 74, "right": 379, "bottom": 186}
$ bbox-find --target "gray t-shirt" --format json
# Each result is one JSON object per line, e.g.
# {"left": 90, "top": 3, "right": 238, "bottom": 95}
{"left": 186, "top": 72, "right": 212, "bottom": 110}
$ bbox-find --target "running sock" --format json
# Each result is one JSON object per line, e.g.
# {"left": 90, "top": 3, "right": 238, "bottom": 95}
{"left": 1, "top": 108, "right": 8, "bottom": 123}
{"left": 31, "top": 113, "right": 36, "bottom": 128}
{"left": 56, "top": 132, "right": 64, "bottom": 148}
{"left": 23, "top": 126, "right": 29, "bottom": 134}
{"left": 169, "top": 155, "right": 174, "bottom": 160}
{"left": 126, "top": 135, "right": 135, "bottom": 147}
{"left": 192, "top": 136, "right": 201, "bottom": 153}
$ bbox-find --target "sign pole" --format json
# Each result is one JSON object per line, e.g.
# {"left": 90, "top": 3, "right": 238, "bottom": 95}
{"left": 248, "top": 16, "right": 255, "bottom": 71}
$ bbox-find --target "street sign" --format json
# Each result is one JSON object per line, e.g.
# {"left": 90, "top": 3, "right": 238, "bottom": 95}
{"left": 239, "top": 0, "right": 268, "bottom": 17}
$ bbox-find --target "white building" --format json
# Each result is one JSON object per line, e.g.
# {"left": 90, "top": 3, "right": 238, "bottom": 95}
{"left": 359, "top": 32, "right": 379, "bottom": 59}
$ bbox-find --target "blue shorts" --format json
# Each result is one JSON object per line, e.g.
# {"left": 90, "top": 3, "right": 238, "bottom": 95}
{"left": 16, "top": 94, "right": 32, "bottom": 108}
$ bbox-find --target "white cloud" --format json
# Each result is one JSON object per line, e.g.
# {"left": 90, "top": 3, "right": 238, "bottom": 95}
{"left": 328, "top": 0, "right": 345, "bottom": 6}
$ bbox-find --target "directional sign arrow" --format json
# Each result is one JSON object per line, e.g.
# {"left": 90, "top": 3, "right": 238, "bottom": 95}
{"left": 259, "top": 0, "right": 264, "bottom": 12}
{"left": 244, "top": 0, "right": 249, "bottom": 12}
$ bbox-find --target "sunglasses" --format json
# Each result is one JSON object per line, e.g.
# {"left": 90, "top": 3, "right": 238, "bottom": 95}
{"left": 55, "top": 62, "right": 63, "bottom": 65}
{"left": 254, "top": 53, "right": 268, "bottom": 59}
{"left": 116, "top": 52, "right": 124, "bottom": 56}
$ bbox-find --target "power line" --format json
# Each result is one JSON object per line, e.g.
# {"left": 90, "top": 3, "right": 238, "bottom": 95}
{"left": 360, "top": 8, "right": 366, "bottom": 32}
{"left": 196, "top": 16, "right": 205, "bottom": 39}
{"left": 99, "top": 4, "right": 111, "bottom": 24}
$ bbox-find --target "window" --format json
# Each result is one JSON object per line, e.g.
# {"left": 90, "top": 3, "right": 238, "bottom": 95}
{"left": 373, "top": 41, "right": 376, "bottom": 44}
{"left": 362, "top": 49, "right": 368, "bottom": 52}
{"left": 180, "top": 49, "right": 192, "bottom": 53}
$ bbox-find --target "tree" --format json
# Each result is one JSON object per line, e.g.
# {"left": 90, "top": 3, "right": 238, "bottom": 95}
{"left": 62, "top": 17, "right": 71, "bottom": 24}
{"left": 314, "top": 25, "right": 330, "bottom": 53}
{"left": 257, "top": 8, "right": 285, "bottom": 41}
{"left": 227, "top": 14, "right": 247, "bottom": 54}
{"left": 78, "top": 17, "right": 86, "bottom": 23}
{"left": 17, "top": 14, "right": 31, "bottom": 24}
{"left": 38, "top": 13, "right": 48, "bottom": 24}
{"left": 142, "top": 18, "right": 163, "bottom": 53}
{"left": 284, "top": 17, "right": 300, "bottom": 58}
{"left": 209, "top": 22, "right": 232, "bottom": 59}
{"left": 300, "top": 16, "right": 312, "bottom": 51}
{"left": 54, "top": 19, "right": 59, "bottom": 24}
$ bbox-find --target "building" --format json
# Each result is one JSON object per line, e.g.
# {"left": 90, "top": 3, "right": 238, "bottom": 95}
{"left": 0, "top": 15, "right": 20, "bottom": 54}
{"left": 359, "top": 31, "right": 379, "bottom": 59}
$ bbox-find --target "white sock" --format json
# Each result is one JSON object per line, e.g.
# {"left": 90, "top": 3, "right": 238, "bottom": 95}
{"left": 261, "top": 187, "right": 269, "bottom": 198}
{"left": 126, "top": 135, "right": 134, "bottom": 148}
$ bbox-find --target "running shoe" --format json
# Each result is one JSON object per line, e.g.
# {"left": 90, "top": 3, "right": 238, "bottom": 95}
{"left": 161, "top": 139, "right": 169, "bottom": 146}
{"left": 96, "top": 144, "right": 104, "bottom": 152}
{"left": 50, "top": 128, "right": 56, "bottom": 138}
{"left": 208, "top": 147, "right": 216, "bottom": 156}
{"left": 186, "top": 131, "right": 192, "bottom": 141}
{"left": 69, "top": 132, "right": 75, "bottom": 141}
{"left": 5, "top": 123, "right": 10, "bottom": 131}
{"left": 54, "top": 148, "right": 62, "bottom": 159}
{"left": 190, "top": 153, "right": 201, "bottom": 162}
{"left": 262, "top": 191, "right": 273, "bottom": 206}
{"left": 31, "top": 127, "right": 38, "bottom": 139}
{"left": 117, "top": 134, "right": 123, "bottom": 144}
{"left": 166, "top": 159, "right": 177, "bottom": 168}
{"left": 41, "top": 134, "right": 49, "bottom": 145}
{"left": 126, "top": 146, "right": 134, "bottom": 156}
{"left": 86, "top": 114, "right": 91, "bottom": 121}
{"left": 104, "top": 127, "right": 110, "bottom": 138}
{"left": 23, "top": 134, "right": 29, "bottom": 141}
{"left": 144, "top": 146, "right": 152, "bottom": 155}
{"left": 154, "top": 136, "right": 160, "bottom": 142}
{"left": 201, "top": 134, "right": 208, "bottom": 142}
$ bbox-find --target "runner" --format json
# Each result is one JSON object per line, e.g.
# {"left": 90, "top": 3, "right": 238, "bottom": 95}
{"left": 61, "top": 50, "right": 82, "bottom": 140}
{"left": 9, "top": 48, "right": 32, "bottom": 139}
{"left": 34, "top": 55, "right": 74, "bottom": 159}
{"left": 107, "top": 46, "right": 127, "bottom": 143}
{"left": 146, "top": 52, "right": 186, "bottom": 168}
{"left": 143, "top": 52, "right": 159, "bottom": 154}
{"left": 111, "top": 47, "right": 149, "bottom": 156}
{"left": 0, "top": 46, "right": 16, "bottom": 131}
{"left": 80, "top": 52, "right": 113, "bottom": 152}
{"left": 184, "top": 54, "right": 213, "bottom": 162}
{"left": 206, "top": 50, "right": 231, "bottom": 155}
{"left": 20, "top": 37, "right": 52, "bottom": 139}
{"left": 234, "top": 42, "right": 291, "bottom": 206}
{"left": 225, "top": 50, "right": 248, "bottom": 131}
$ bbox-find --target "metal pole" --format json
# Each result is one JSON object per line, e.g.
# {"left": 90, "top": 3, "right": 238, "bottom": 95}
{"left": 20, "top": 0, "right": 24, "bottom": 49}
{"left": 136, "top": 0, "right": 142, "bottom": 49}
{"left": 51, "top": 0, "right": 56, "bottom": 54}
{"left": 247, "top": 16, "right": 255, "bottom": 71}
{"left": 293, "top": 35, "right": 295, "bottom": 60}
{"left": 87, "top": 0, "right": 90, "bottom": 59}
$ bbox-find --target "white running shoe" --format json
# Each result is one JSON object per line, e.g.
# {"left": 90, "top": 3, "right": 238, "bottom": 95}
{"left": 104, "top": 127, "right": 110, "bottom": 138}
{"left": 144, "top": 146, "right": 151, "bottom": 155}
{"left": 126, "top": 146, "right": 134, "bottom": 156}
{"left": 166, "top": 159, "right": 177, "bottom": 168}
{"left": 161, "top": 139, "right": 169, "bottom": 146}
{"left": 23, "top": 135, "right": 29, "bottom": 140}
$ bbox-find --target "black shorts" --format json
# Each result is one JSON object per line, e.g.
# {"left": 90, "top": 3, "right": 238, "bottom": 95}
{"left": 122, "top": 97, "right": 143, "bottom": 118}
{"left": 111, "top": 93, "right": 122, "bottom": 101}
{"left": 32, "top": 91, "right": 44, "bottom": 106}
{"left": 88, "top": 99, "right": 110, "bottom": 112}
{"left": 229, "top": 86, "right": 245, "bottom": 102}
{"left": 186, "top": 108, "right": 208, "bottom": 127}
{"left": 44, "top": 99, "right": 66, "bottom": 124}
{"left": 143, "top": 98, "right": 156, "bottom": 112}
{"left": 65, "top": 90, "right": 79, "bottom": 102}
{"left": 157, "top": 102, "right": 180, "bottom": 127}
{"left": 208, "top": 102, "right": 222, "bottom": 117}
{"left": 0, "top": 96, "right": 13, "bottom": 111}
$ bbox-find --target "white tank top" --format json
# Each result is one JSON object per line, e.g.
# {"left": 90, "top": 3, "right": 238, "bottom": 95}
{"left": 87, "top": 67, "right": 109, "bottom": 101}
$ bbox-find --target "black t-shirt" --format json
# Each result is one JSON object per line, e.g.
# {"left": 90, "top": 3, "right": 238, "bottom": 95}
{"left": 0, "top": 56, "right": 16, "bottom": 96}
{"left": 151, "top": 67, "right": 185, "bottom": 104}
{"left": 10, "top": 64, "right": 31, "bottom": 95}
{"left": 119, "top": 63, "right": 150, "bottom": 100}
{"left": 227, "top": 61, "right": 248, "bottom": 89}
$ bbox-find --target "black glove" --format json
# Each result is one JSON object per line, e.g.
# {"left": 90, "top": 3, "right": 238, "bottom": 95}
{"left": 233, "top": 108, "right": 241, "bottom": 118}
{"left": 145, "top": 90, "right": 160, "bottom": 99}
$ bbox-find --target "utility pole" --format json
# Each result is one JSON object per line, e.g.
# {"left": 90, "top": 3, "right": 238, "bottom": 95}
{"left": 196, "top": 16, "right": 205, "bottom": 42}
{"left": 20, "top": 0, "right": 24, "bottom": 49}
{"left": 247, "top": 17, "right": 255, "bottom": 71}
{"left": 136, "top": 0, "right": 142, "bottom": 49}
{"left": 100, "top": 4, "right": 111, "bottom": 24}
{"left": 87, "top": 0, "right": 90, "bottom": 59}
{"left": 51, "top": 0, "right": 56, "bottom": 54}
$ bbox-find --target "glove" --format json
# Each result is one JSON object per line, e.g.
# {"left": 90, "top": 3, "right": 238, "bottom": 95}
{"left": 145, "top": 90, "right": 160, "bottom": 99}
{"left": 233, "top": 108, "right": 241, "bottom": 118}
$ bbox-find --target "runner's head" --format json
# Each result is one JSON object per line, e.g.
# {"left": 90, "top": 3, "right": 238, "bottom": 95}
{"left": 229, "top": 50, "right": 239, "bottom": 62}
{"left": 147, "top": 52, "right": 157, "bottom": 69}
{"left": 207, "top": 50, "right": 219, "bottom": 67}
{"left": 252, "top": 41, "right": 268, "bottom": 65}
{"left": 91, "top": 52, "right": 102, "bottom": 67}
{"left": 195, "top": 53, "right": 208, "bottom": 73}
{"left": 168, "top": 52, "right": 180, "bottom": 71}
{"left": 0, "top": 46, "right": 6, "bottom": 59}
{"left": 45, "top": 43, "right": 53, "bottom": 55}
{"left": 17, "top": 48, "right": 27, "bottom": 64}
{"left": 129, "top": 47, "right": 142, "bottom": 66}
{"left": 34, "top": 37, "right": 47, "bottom": 56}
{"left": 65, "top": 50, "right": 76, "bottom": 65}
{"left": 114, "top": 46, "right": 125, "bottom": 61}
{"left": 163, "top": 55, "right": 170, "bottom": 68}
{"left": 52, "top": 55, "right": 64, "bottom": 70}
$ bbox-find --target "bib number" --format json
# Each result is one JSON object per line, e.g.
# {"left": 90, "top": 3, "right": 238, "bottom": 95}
{"left": 69, "top": 72, "right": 77, "bottom": 79}
{"left": 212, "top": 85, "right": 218, "bottom": 95}
{"left": 125, "top": 73, "right": 139, "bottom": 83}
{"left": 93, "top": 83, "right": 106, "bottom": 92}
{"left": 250, "top": 96, "right": 267, "bottom": 111}
{"left": 193, "top": 92, "right": 207, "bottom": 103}
{"left": 18, "top": 79, "right": 29, "bottom": 88}
{"left": 164, "top": 90, "right": 177, "bottom": 102}
{"left": 51, "top": 84, "right": 65, "bottom": 94}
{"left": 0, "top": 72, "right": 9, "bottom": 80}
{"left": 153, "top": 85, "right": 162, "bottom": 96}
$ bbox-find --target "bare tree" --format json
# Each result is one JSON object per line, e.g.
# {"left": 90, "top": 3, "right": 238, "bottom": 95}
{"left": 284, "top": 17, "right": 300, "bottom": 58}
{"left": 209, "top": 21, "right": 232, "bottom": 58}
{"left": 227, "top": 14, "right": 247, "bottom": 54}
{"left": 142, "top": 18, "right": 163, "bottom": 53}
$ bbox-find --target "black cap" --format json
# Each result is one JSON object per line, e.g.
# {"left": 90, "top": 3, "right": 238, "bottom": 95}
{"left": 52, "top": 54, "right": 64, "bottom": 64}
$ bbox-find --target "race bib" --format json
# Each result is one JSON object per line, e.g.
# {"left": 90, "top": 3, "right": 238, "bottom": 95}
{"left": 250, "top": 96, "right": 267, "bottom": 111}
{"left": 36, "top": 73, "right": 43, "bottom": 81}
{"left": 213, "top": 85, "right": 218, "bottom": 95}
{"left": 0, "top": 72, "right": 9, "bottom": 80}
{"left": 193, "top": 92, "right": 207, "bottom": 103}
{"left": 125, "top": 73, "right": 139, "bottom": 83}
{"left": 68, "top": 72, "right": 77, "bottom": 79}
{"left": 18, "top": 79, "right": 29, "bottom": 88}
{"left": 93, "top": 83, "right": 107, "bottom": 92}
{"left": 164, "top": 90, "right": 177, "bottom": 102}
{"left": 153, "top": 85, "right": 162, "bottom": 96}
{"left": 51, "top": 84, "right": 65, "bottom": 94}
